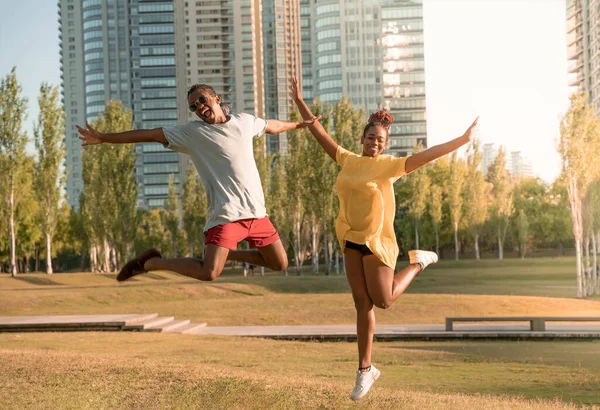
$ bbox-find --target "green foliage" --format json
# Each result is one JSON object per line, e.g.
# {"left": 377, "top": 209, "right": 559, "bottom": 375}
{"left": 182, "top": 163, "right": 207, "bottom": 257}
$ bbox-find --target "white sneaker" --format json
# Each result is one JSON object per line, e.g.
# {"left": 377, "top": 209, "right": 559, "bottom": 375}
{"left": 408, "top": 250, "right": 438, "bottom": 271}
{"left": 349, "top": 365, "right": 381, "bottom": 401}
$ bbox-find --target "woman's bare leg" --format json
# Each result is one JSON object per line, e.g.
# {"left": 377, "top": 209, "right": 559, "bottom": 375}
{"left": 362, "top": 255, "right": 421, "bottom": 309}
{"left": 345, "top": 248, "right": 375, "bottom": 368}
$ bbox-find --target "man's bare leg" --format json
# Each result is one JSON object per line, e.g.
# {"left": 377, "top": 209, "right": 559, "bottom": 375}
{"left": 143, "top": 244, "right": 229, "bottom": 281}
{"left": 226, "top": 240, "right": 288, "bottom": 271}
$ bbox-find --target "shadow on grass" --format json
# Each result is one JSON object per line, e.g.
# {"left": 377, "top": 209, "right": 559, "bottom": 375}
{"left": 13, "top": 276, "right": 63, "bottom": 286}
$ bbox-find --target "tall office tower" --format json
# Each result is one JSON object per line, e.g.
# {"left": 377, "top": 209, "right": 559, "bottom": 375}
{"left": 59, "top": 0, "right": 185, "bottom": 210}
{"left": 566, "top": 0, "right": 600, "bottom": 114}
{"left": 182, "top": 0, "right": 265, "bottom": 123}
{"left": 59, "top": 0, "right": 85, "bottom": 210}
{"left": 262, "top": 0, "right": 302, "bottom": 153}
{"left": 380, "top": 0, "right": 426, "bottom": 157}
{"left": 310, "top": 0, "right": 426, "bottom": 156}
{"left": 300, "top": 0, "right": 314, "bottom": 101}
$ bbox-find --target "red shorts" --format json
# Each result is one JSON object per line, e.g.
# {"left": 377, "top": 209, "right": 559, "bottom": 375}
{"left": 205, "top": 216, "right": 280, "bottom": 250}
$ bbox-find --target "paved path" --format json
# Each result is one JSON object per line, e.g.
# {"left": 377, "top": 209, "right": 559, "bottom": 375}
{"left": 2, "top": 315, "right": 600, "bottom": 340}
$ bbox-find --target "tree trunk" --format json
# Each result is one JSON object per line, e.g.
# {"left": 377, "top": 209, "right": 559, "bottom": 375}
{"left": 324, "top": 226, "right": 331, "bottom": 276}
{"left": 415, "top": 222, "right": 420, "bottom": 250}
{"left": 111, "top": 246, "right": 118, "bottom": 273}
{"left": 188, "top": 239, "right": 194, "bottom": 259}
{"left": 474, "top": 233, "right": 480, "bottom": 261}
{"left": 103, "top": 238, "right": 111, "bottom": 273}
{"left": 9, "top": 180, "right": 17, "bottom": 277}
{"left": 592, "top": 232, "right": 597, "bottom": 295}
{"left": 46, "top": 232, "right": 53, "bottom": 274}
{"left": 497, "top": 226, "right": 504, "bottom": 261}
{"left": 24, "top": 255, "right": 30, "bottom": 273}
{"left": 335, "top": 248, "right": 340, "bottom": 275}
{"left": 311, "top": 216, "right": 319, "bottom": 275}
{"left": 35, "top": 246, "right": 40, "bottom": 272}
{"left": 342, "top": 252, "right": 346, "bottom": 275}
{"left": 294, "top": 217, "right": 303, "bottom": 275}
{"left": 453, "top": 223, "right": 459, "bottom": 261}
{"left": 435, "top": 227, "right": 440, "bottom": 257}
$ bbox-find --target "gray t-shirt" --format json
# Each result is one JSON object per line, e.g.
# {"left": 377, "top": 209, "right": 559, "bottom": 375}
{"left": 163, "top": 113, "right": 268, "bottom": 232}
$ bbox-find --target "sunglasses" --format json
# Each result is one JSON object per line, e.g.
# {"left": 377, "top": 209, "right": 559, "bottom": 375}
{"left": 189, "top": 95, "right": 208, "bottom": 112}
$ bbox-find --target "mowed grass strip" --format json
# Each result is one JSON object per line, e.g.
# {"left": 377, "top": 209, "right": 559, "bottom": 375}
{"left": 1, "top": 332, "right": 598, "bottom": 408}
{"left": 1, "top": 257, "right": 599, "bottom": 326}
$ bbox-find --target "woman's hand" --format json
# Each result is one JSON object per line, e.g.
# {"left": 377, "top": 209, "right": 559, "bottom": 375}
{"left": 291, "top": 76, "right": 303, "bottom": 103}
{"left": 76, "top": 121, "right": 104, "bottom": 146}
{"left": 296, "top": 115, "right": 322, "bottom": 129}
{"left": 461, "top": 117, "right": 479, "bottom": 142}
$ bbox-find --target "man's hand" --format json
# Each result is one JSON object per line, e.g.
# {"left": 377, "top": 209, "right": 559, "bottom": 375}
{"left": 296, "top": 115, "right": 322, "bottom": 129}
{"left": 462, "top": 117, "right": 479, "bottom": 142}
{"left": 76, "top": 121, "right": 104, "bottom": 146}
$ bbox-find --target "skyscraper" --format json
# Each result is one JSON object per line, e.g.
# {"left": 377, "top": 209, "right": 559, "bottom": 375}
{"left": 262, "top": 0, "right": 302, "bottom": 153}
{"left": 566, "top": 0, "right": 600, "bottom": 114}
{"left": 59, "top": 0, "right": 184, "bottom": 210}
{"left": 308, "top": 0, "right": 427, "bottom": 156}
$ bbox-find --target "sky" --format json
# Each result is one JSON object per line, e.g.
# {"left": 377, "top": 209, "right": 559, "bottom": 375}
{"left": 1, "top": 0, "right": 568, "bottom": 183}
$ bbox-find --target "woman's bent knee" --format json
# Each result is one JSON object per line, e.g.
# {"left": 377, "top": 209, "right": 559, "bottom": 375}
{"left": 373, "top": 299, "right": 392, "bottom": 310}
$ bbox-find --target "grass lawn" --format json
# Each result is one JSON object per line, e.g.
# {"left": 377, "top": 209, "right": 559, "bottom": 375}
{"left": 1, "top": 257, "right": 599, "bottom": 326}
{"left": 1, "top": 257, "right": 600, "bottom": 408}
{"left": 1, "top": 332, "right": 599, "bottom": 409}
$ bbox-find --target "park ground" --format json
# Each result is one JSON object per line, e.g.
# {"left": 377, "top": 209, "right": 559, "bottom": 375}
{"left": 1, "top": 257, "right": 600, "bottom": 409}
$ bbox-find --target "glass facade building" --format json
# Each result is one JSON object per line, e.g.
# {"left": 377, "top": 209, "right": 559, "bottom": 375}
{"left": 60, "top": 0, "right": 183, "bottom": 210}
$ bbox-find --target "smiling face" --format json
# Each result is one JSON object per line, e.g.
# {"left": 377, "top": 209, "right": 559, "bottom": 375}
{"left": 187, "top": 88, "right": 226, "bottom": 124}
{"left": 360, "top": 124, "right": 388, "bottom": 157}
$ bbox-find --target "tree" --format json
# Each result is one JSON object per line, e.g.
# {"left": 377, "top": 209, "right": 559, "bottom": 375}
{"left": 487, "top": 147, "right": 513, "bottom": 261}
{"left": 558, "top": 93, "right": 600, "bottom": 297}
{"left": 182, "top": 163, "right": 207, "bottom": 258}
{"left": 464, "top": 139, "right": 489, "bottom": 261}
{"left": 0, "top": 68, "right": 28, "bottom": 276}
{"left": 516, "top": 209, "right": 529, "bottom": 259}
{"left": 268, "top": 155, "right": 290, "bottom": 275}
{"left": 406, "top": 143, "right": 430, "bottom": 249}
{"left": 15, "top": 157, "right": 40, "bottom": 273}
{"left": 446, "top": 152, "right": 466, "bottom": 261}
{"left": 161, "top": 174, "right": 182, "bottom": 258}
{"left": 81, "top": 100, "right": 137, "bottom": 272}
{"left": 284, "top": 111, "right": 310, "bottom": 275}
{"left": 33, "top": 83, "right": 65, "bottom": 274}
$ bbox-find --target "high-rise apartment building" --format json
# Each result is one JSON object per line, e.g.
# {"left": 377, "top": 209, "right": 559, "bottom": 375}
{"left": 262, "top": 0, "right": 302, "bottom": 153}
{"left": 59, "top": 0, "right": 184, "bottom": 210}
{"left": 308, "top": 0, "right": 427, "bottom": 156}
{"left": 566, "top": 0, "right": 600, "bottom": 114}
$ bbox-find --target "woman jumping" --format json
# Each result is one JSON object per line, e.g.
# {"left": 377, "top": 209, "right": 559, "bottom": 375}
{"left": 291, "top": 77, "right": 478, "bottom": 400}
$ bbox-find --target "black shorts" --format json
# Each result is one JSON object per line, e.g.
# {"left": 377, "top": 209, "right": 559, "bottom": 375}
{"left": 345, "top": 241, "right": 373, "bottom": 256}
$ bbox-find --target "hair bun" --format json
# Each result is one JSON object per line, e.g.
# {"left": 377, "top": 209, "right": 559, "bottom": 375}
{"left": 368, "top": 109, "right": 393, "bottom": 128}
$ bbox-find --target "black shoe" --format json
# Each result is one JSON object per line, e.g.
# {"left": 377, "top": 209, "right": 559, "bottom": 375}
{"left": 117, "top": 248, "right": 162, "bottom": 282}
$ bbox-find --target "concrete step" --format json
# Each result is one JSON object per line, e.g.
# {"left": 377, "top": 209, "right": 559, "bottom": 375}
{"left": 148, "top": 319, "right": 190, "bottom": 333}
{"left": 174, "top": 322, "right": 208, "bottom": 334}
{"left": 122, "top": 313, "right": 159, "bottom": 326}
{"left": 123, "top": 316, "right": 175, "bottom": 331}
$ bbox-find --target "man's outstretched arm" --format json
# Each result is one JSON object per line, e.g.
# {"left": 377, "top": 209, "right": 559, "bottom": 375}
{"left": 76, "top": 121, "right": 167, "bottom": 146}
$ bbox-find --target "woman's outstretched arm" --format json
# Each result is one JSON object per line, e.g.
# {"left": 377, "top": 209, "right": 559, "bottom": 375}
{"left": 291, "top": 77, "right": 338, "bottom": 161}
{"left": 405, "top": 117, "right": 479, "bottom": 173}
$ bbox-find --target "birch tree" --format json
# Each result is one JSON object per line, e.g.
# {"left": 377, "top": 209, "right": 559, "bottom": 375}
{"left": 487, "top": 147, "right": 513, "bottom": 261}
{"left": 0, "top": 68, "right": 28, "bottom": 276}
{"left": 33, "top": 83, "right": 65, "bottom": 274}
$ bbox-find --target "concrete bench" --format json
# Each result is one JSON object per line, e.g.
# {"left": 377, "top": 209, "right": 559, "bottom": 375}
{"left": 445, "top": 316, "right": 600, "bottom": 332}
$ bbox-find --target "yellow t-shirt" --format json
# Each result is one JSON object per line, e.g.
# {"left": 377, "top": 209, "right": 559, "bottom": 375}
{"left": 335, "top": 146, "right": 410, "bottom": 270}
